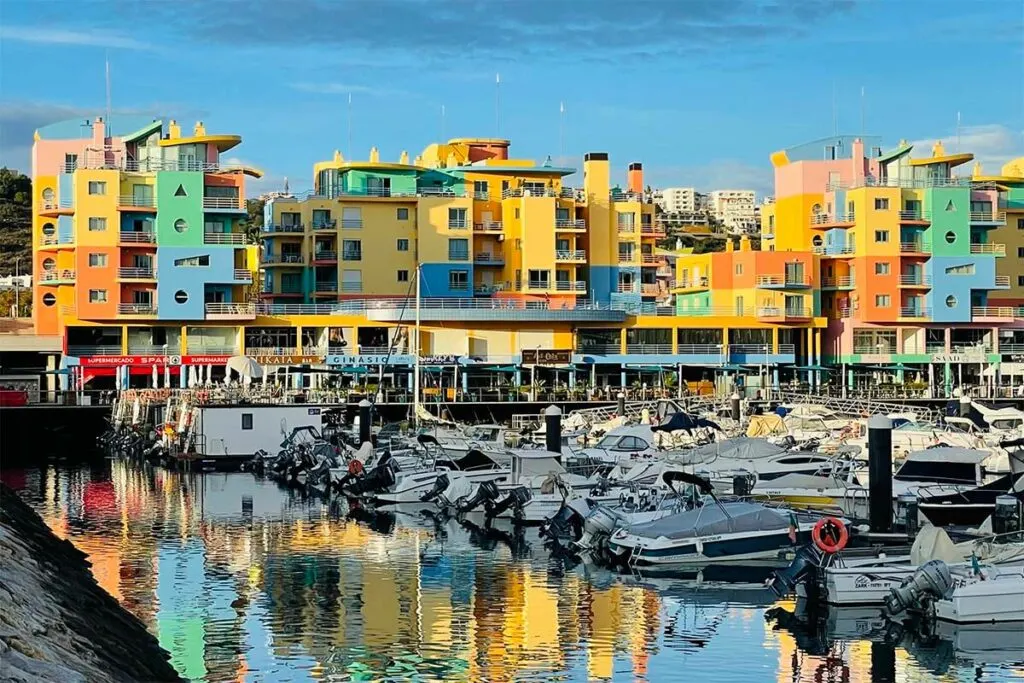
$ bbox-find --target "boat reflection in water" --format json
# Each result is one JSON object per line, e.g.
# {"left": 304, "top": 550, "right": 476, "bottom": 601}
{"left": 6, "top": 460, "right": 1023, "bottom": 683}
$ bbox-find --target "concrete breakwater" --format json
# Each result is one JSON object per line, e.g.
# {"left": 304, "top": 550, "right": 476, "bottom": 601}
{"left": 0, "top": 484, "right": 181, "bottom": 682}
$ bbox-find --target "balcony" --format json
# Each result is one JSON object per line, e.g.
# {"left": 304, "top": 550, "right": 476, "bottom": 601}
{"left": 314, "top": 281, "right": 339, "bottom": 293}
{"left": 205, "top": 302, "right": 256, "bottom": 320}
{"left": 312, "top": 220, "right": 337, "bottom": 231}
{"left": 641, "top": 254, "right": 666, "bottom": 266}
{"left": 340, "top": 282, "right": 363, "bottom": 293}
{"left": 117, "top": 267, "right": 155, "bottom": 280}
{"left": 757, "top": 306, "right": 810, "bottom": 320}
{"left": 202, "top": 196, "right": 245, "bottom": 212}
{"left": 972, "top": 306, "right": 1014, "bottom": 321}
{"left": 502, "top": 187, "right": 557, "bottom": 199}
{"left": 577, "top": 343, "right": 623, "bottom": 355}
{"left": 38, "top": 269, "right": 76, "bottom": 284}
{"left": 117, "top": 195, "right": 157, "bottom": 211}
{"left": 625, "top": 343, "right": 674, "bottom": 355}
{"left": 821, "top": 276, "right": 855, "bottom": 289}
{"left": 899, "top": 241, "right": 931, "bottom": 255}
{"left": 39, "top": 199, "right": 73, "bottom": 215}
{"left": 449, "top": 252, "right": 470, "bottom": 262}
{"left": 756, "top": 275, "right": 811, "bottom": 289}
{"left": 448, "top": 219, "right": 468, "bottom": 229}
{"left": 262, "top": 254, "right": 305, "bottom": 266}
{"left": 261, "top": 288, "right": 303, "bottom": 298}
{"left": 203, "top": 232, "right": 248, "bottom": 245}
{"left": 970, "top": 243, "right": 1006, "bottom": 256}
{"left": 524, "top": 280, "right": 586, "bottom": 293}
{"left": 617, "top": 223, "right": 637, "bottom": 234}
{"left": 360, "top": 298, "right": 627, "bottom": 323}
{"left": 617, "top": 253, "right": 638, "bottom": 264}
{"left": 812, "top": 245, "right": 855, "bottom": 257}
{"left": 617, "top": 282, "right": 639, "bottom": 294}
{"left": 39, "top": 234, "right": 60, "bottom": 247}
{"left": 610, "top": 190, "right": 643, "bottom": 202}
{"left": 119, "top": 231, "right": 156, "bottom": 244}
{"left": 898, "top": 274, "right": 931, "bottom": 288}
{"left": 449, "top": 282, "right": 470, "bottom": 293}
{"left": 118, "top": 303, "right": 157, "bottom": 315}
{"left": 67, "top": 345, "right": 123, "bottom": 357}
{"left": 311, "top": 250, "right": 338, "bottom": 264}
{"left": 474, "top": 221, "right": 503, "bottom": 232}
{"left": 898, "top": 306, "right": 931, "bottom": 319}
{"left": 265, "top": 224, "right": 305, "bottom": 234}
{"left": 640, "top": 224, "right": 666, "bottom": 237}
{"left": 810, "top": 212, "right": 855, "bottom": 228}
{"left": 640, "top": 283, "right": 661, "bottom": 296}
{"left": 474, "top": 253, "right": 504, "bottom": 265}
{"left": 995, "top": 275, "right": 1011, "bottom": 289}
{"left": 234, "top": 269, "right": 253, "bottom": 283}
{"left": 673, "top": 277, "right": 709, "bottom": 291}
{"left": 555, "top": 250, "right": 586, "bottom": 263}
{"left": 969, "top": 211, "right": 1005, "bottom": 224}
{"left": 898, "top": 210, "right": 931, "bottom": 224}
{"left": 341, "top": 219, "right": 363, "bottom": 229}
{"left": 555, "top": 219, "right": 586, "bottom": 231}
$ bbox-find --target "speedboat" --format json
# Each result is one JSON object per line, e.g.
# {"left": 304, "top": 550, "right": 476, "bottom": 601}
{"left": 885, "top": 559, "right": 1024, "bottom": 624}
{"left": 605, "top": 472, "right": 820, "bottom": 566}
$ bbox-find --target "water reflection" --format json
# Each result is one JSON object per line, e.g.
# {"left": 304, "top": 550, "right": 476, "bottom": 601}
{"left": 5, "top": 461, "right": 1022, "bottom": 683}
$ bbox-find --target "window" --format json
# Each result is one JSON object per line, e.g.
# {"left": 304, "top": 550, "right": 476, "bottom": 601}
{"left": 88, "top": 289, "right": 108, "bottom": 303}
{"left": 945, "top": 264, "right": 975, "bottom": 275}
{"left": 398, "top": 270, "right": 409, "bottom": 282}
{"left": 768, "top": 215, "right": 775, "bottom": 228}
{"left": 342, "top": 270, "right": 362, "bottom": 292}
{"left": 735, "top": 264, "right": 743, "bottom": 275}
{"left": 88, "top": 253, "right": 107, "bottom": 267}
{"left": 874, "top": 230, "right": 889, "bottom": 243}
{"left": 448, "top": 208, "right": 467, "bottom": 228}
{"left": 449, "top": 270, "right": 469, "bottom": 291}
{"left": 1018, "top": 247, "right": 1024, "bottom": 258}
{"left": 528, "top": 269, "right": 550, "bottom": 288}
{"left": 342, "top": 207, "right": 362, "bottom": 228}
{"left": 396, "top": 238, "right": 409, "bottom": 252}
{"left": 945, "top": 230, "right": 957, "bottom": 244}
{"left": 945, "top": 295, "right": 958, "bottom": 308}
{"left": 875, "top": 262, "right": 890, "bottom": 275}
{"left": 312, "top": 209, "right": 331, "bottom": 227}
{"left": 448, "top": 238, "right": 469, "bottom": 261}
{"left": 735, "top": 296, "right": 744, "bottom": 316}
{"left": 945, "top": 200, "right": 956, "bottom": 212}
{"left": 174, "top": 290, "right": 189, "bottom": 304}
{"left": 241, "top": 414, "right": 253, "bottom": 430}
{"left": 875, "top": 294, "right": 891, "bottom": 307}
{"left": 874, "top": 198, "right": 889, "bottom": 210}
{"left": 64, "top": 153, "right": 78, "bottom": 171}
{"left": 396, "top": 207, "right": 409, "bottom": 220}
{"left": 811, "top": 235, "right": 823, "bottom": 247}
{"left": 473, "top": 180, "right": 489, "bottom": 199}
{"left": 824, "top": 145, "right": 836, "bottom": 160}
{"left": 174, "top": 219, "right": 188, "bottom": 233}
{"left": 42, "top": 257, "right": 55, "bottom": 270}
{"left": 87, "top": 181, "right": 106, "bottom": 195}
{"left": 514, "top": 208, "right": 520, "bottom": 219}
{"left": 42, "top": 293, "right": 56, "bottom": 306}
{"left": 617, "top": 212, "right": 635, "bottom": 230}
{"left": 88, "top": 217, "right": 107, "bottom": 231}
{"left": 1018, "top": 218, "right": 1024, "bottom": 230}
{"left": 42, "top": 222, "right": 55, "bottom": 236}
{"left": 174, "top": 255, "right": 210, "bottom": 267}
{"left": 1018, "top": 276, "right": 1024, "bottom": 287}
{"left": 342, "top": 240, "right": 362, "bottom": 261}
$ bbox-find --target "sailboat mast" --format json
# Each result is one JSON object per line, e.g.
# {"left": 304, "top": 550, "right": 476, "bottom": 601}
{"left": 413, "top": 265, "right": 421, "bottom": 425}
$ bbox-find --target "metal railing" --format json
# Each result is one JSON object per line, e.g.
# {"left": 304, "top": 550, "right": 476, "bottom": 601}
{"left": 898, "top": 274, "right": 931, "bottom": 286}
{"left": 38, "top": 269, "right": 76, "bottom": 283}
{"left": 265, "top": 224, "right": 305, "bottom": 233}
{"left": 674, "top": 277, "right": 709, "bottom": 289}
{"left": 312, "top": 219, "right": 337, "bottom": 230}
{"left": 757, "top": 307, "right": 809, "bottom": 318}
{"left": 617, "top": 222, "right": 637, "bottom": 233}
{"left": 995, "top": 275, "right": 1011, "bottom": 288}
{"left": 640, "top": 225, "right": 666, "bottom": 235}
{"left": 262, "top": 254, "right": 305, "bottom": 264}
{"left": 969, "top": 211, "right": 1005, "bottom": 223}
{"left": 970, "top": 243, "right": 1006, "bottom": 256}
{"left": 474, "top": 253, "right": 504, "bottom": 263}
{"left": 827, "top": 177, "right": 982, "bottom": 191}
{"left": 233, "top": 269, "right": 253, "bottom": 282}
{"left": 117, "top": 195, "right": 156, "bottom": 208}
{"left": 67, "top": 345, "right": 123, "bottom": 356}
{"left": 474, "top": 221, "right": 503, "bottom": 232}
{"left": 502, "top": 187, "right": 556, "bottom": 199}
{"left": 822, "top": 276, "right": 855, "bottom": 288}
{"left": 972, "top": 306, "right": 1014, "bottom": 318}
{"left": 756, "top": 275, "right": 810, "bottom": 287}
{"left": 641, "top": 254, "right": 665, "bottom": 265}
{"left": 898, "top": 210, "right": 930, "bottom": 221}
{"left": 205, "top": 303, "right": 256, "bottom": 316}
{"left": 640, "top": 283, "right": 661, "bottom": 295}
{"left": 448, "top": 219, "right": 468, "bottom": 229}
{"left": 246, "top": 346, "right": 295, "bottom": 356}
{"left": 560, "top": 187, "right": 577, "bottom": 199}
{"left": 810, "top": 212, "right": 854, "bottom": 225}
{"left": 416, "top": 186, "right": 466, "bottom": 198}
{"left": 202, "top": 196, "right": 244, "bottom": 210}
{"left": 340, "top": 282, "right": 363, "bottom": 293}
{"left": 625, "top": 343, "right": 673, "bottom": 354}
{"left": 555, "top": 250, "right": 586, "bottom": 261}
{"left": 315, "top": 281, "right": 339, "bottom": 292}
{"left": 449, "top": 282, "right": 470, "bottom": 292}
{"left": 553, "top": 280, "right": 587, "bottom": 292}
{"left": 117, "top": 267, "right": 154, "bottom": 279}
{"left": 812, "top": 245, "right": 855, "bottom": 256}
{"left": 127, "top": 345, "right": 181, "bottom": 355}
{"left": 448, "top": 252, "right": 470, "bottom": 262}
{"left": 119, "top": 231, "right": 156, "bottom": 243}
{"left": 341, "top": 219, "right": 363, "bottom": 229}
{"left": 610, "top": 190, "right": 643, "bottom": 202}
{"left": 118, "top": 303, "right": 156, "bottom": 315}
{"left": 899, "top": 241, "right": 930, "bottom": 253}
{"left": 203, "top": 232, "right": 248, "bottom": 245}
{"left": 998, "top": 343, "right": 1024, "bottom": 353}
{"left": 40, "top": 198, "right": 74, "bottom": 211}
{"left": 311, "top": 250, "right": 338, "bottom": 262}
{"left": 555, "top": 219, "right": 586, "bottom": 230}
{"left": 617, "top": 282, "right": 639, "bottom": 293}
{"left": 678, "top": 344, "right": 725, "bottom": 354}
{"left": 853, "top": 344, "right": 898, "bottom": 354}
{"left": 40, "top": 235, "right": 59, "bottom": 246}
{"left": 899, "top": 307, "right": 931, "bottom": 318}
{"left": 617, "top": 253, "right": 638, "bottom": 263}
{"left": 577, "top": 343, "right": 622, "bottom": 354}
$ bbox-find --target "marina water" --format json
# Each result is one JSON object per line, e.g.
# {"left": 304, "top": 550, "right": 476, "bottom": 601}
{"left": 6, "top": 459, "right": 1023, "bottom": 683}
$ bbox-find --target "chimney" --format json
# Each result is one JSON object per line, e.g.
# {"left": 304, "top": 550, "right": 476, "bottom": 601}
{"left": 740, "top": 235, "right": 751, "bottom": 251}
{"left": 725, "top": 237, "right": 735, "bottom": 253}
{"left": 627, "top": 162, "right": 643, "bottom": 194}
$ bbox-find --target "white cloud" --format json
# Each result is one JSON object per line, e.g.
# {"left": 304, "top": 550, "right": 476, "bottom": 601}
{"left": 0, "top": 25, "right": 154, "bottom": 50}
{"left": 910, "top": 124, "right": 1024, "bottom": 175}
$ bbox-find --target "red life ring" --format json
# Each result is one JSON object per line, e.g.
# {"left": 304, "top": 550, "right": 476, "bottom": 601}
{"left": 812, "top": 516, "right": 848, "bottom": 553}
{"left": 348, "top": 460, "right": 365, "bottom": 476}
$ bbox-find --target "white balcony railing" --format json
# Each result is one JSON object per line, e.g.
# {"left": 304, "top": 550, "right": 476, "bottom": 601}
{"left": 617, "top": 253, "right": 638, "bottom": 264}
{"left": 341, "top": 219, "right": 363, "bottom": 229}
{"left": 617, "top": 223, "right": 636, "bottom": 234}
{"left": 555, "top": 250, "right": 586, "bottom": 261}
{"left": 972, "top": 306, "right": 1014, "bottom": 318}
{"left": 822, "top": 276, "right": 855, "bottom": 288}
{"left": 448, "top": 219, "right": 468, "bottom": 229}
{"left": 119, "top": 231, "right": 156, "bottom": 243}
{"left": 969, "top": 211, "right": 1005, "bottom": 223}
{"left": 898, "top": 210, "right": 930, "bottom": 221}
{"left": 204, "top": 232, "right": 248, "bottom": 245}
{"left": 234, "top": 269, "right": 253, "bottom": 282}
{"left": 625, "top": 343, "right": 674, "bottom": 354}
{"left": 899, "top": 241, "right": 930, "bottom": 253}
{"left": 899, "top": 307, "right": 931, "bottom": 318}
{"left": 473, "top": 221, "right": 503, "bottom": 232}
{"left": 117, "top": 267, "right": 155, "bottom": 279}
{"left": 118, "top": 303, "right": 156, "bottom": 315}
{"left": 555, "top": 219, "right": 586, "bottom": 230}
{"left": 202, "top": 196, "right": 244, "bottom": 210}
{"left": 205, "top": 303, "right": 256, "bottom": 316}
{"left": 38, "top": 269, "right": 76, "bottom": 283}
{"left": 898, "top": 274, "right": 931, "bottom": 286}
{"left": 810, "top": 212, "right": 855, "bottom": 225}
{"left": 117, "top": 195, "right": 157, "bottom": 208}
{"left": 970, "top": 243, "right": 1006, "bottom": 256}
{"left": 995, "top": 275, "right": 1011, "bottom": 288}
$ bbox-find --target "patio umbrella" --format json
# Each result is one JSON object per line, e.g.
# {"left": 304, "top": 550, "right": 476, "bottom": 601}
{"left": 206, "top": 363, "right": 213, "bottom": 385}
{"left": 164, "top": 364, "right": 171, "bottom": 389}
{"left": 225, "top": 355, "right": 264, "bottom": 380}
{"left": 151, "top": 364, "right": 158, "bottom": 387}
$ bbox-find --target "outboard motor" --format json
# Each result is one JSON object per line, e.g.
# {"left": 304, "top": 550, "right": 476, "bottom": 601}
{"left": 484, "top": 486, "right": 533, "bottom": 520}
{"left": 576, "top": 504, "right": 625, "bottom": 551}
{"left": 456, "top": 480, "right": 501, "bottom": 513}
{"left": 420, "top": 474, "right": 451, "bottom": 502}
{"left": 884, "top": 560, "right": 954, "bottom": 617}
{"left": 767, "top": 544, "right": 826, "bottom": 598}
{"left": 540, "top": 499, "right": 589, "bottom": 543}
{"left": 343, "top": 458, "right": 398, "bottom": 497}
{"left": 993, "top": 494, "right": 1022, "bottom": 535}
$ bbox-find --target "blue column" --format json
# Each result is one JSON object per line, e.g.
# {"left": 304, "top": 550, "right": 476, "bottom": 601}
{"left": 620, "top": 367, "right": 626, "bottom": 388}
{"left": 569, "top": 371, "right": 576, "bottom": 389}
{"left": 180, "top": 365, "right": 187, "bottom": 389}
{"left": 461, "top": 369, "right": 468, "bottom": 394}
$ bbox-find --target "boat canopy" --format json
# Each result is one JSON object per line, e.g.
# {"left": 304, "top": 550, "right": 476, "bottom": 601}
{"left": 626, "top": 501, "right": 789, "bottom": 541}
{"left": 904, "top": 447, "right": 990, "bottom": 464}
{"left": 683, "top": 437, "right": 788, "bottom": 463}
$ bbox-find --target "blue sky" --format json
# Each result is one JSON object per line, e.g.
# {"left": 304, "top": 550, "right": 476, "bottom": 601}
{"left": 1, "top": 0, "right": 1022, "bottom": 197}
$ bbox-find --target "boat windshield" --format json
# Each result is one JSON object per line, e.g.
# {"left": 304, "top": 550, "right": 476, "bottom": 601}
{"left": 595, "top": 435, "right": 620, "bottom": 449}
{"left": 467, "top": 426, "right": 500, "bottom": 441}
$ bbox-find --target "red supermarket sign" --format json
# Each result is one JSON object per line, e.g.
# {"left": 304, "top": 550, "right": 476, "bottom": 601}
{"left": 77, "top": 355, "right": 233, "bottom": 366}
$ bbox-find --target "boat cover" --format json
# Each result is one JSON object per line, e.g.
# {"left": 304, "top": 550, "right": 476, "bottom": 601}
{"left": 676, "top": 438, "right": 787, "bottom": 466}
{"left": 905, "top": 447, "right": 989, "bottom": 464}
{"left": 625, "top": 501, "right": 789, "bottom": 541}
{"left": 752, "top": 473, "right": 849, "bottom": 491}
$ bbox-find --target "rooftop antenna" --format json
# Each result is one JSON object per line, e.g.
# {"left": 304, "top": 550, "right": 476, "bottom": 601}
{"left": 956, "top": 111, "right": 962, "bottom": 152}
{"left": 347, "top": 92, "right": 353, "bottom": 160}
{"left": 495, "top": 72, "right": 501, "bottom": 137}
{"left": 831, "top": 81, "right": 838, "bottom": 137}
{"left": 559, "top": 101, "right": 565, "bottom": 165}
{"left": 105, "top": 50, "right": 111, "bottom": 135}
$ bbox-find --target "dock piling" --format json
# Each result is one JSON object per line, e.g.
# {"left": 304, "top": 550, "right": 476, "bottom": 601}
{"left": 616, "top": 392, "right": 626, "bottom": 417}
{"left": 545, "top": 404, "right": 562, "bottom": 460}
{"left": 358, "top": 399, "right": 372, "bottom": 445}
{"left": 868, "top": 414, "right": 893, "bottom": 534}
{"left": 730, "top": 392, "right": 741, "bottom": 422}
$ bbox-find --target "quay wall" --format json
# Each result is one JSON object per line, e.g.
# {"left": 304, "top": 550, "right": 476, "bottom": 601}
{"left": 0, "top": 483, "right": 182, "bottom": 682}
{"left": 0, "top": 406, "right": 109, "bottom": 463}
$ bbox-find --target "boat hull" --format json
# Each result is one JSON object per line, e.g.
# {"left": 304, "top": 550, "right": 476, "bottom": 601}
{"left": 375, "top": 470, "right": 508, "bottom": 504}
{"left": 607, "top": 527, "right": 813, "bottom": 566}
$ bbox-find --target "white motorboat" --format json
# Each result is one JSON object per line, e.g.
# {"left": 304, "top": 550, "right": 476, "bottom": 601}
{"left": 886, "top": 559, "right": 1024, "bottom": 624}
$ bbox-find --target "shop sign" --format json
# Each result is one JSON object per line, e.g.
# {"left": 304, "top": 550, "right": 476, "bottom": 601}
{"left": 1002, "top": 354, "right": 1024, "bottom": 363}
{"left": 255, "top": 354, "right": 325, "bottom": 365}
{"left": 421, "top": 354, "right": 461, "bottom": 366}
{"left": 327, "top": 354, "right": 415, "bottom": 366}
{"left": 521, "top": 349, "right": 572, "bottom": 365}
{"left": 932, "top": 354, "right": 986, "bottom": 364}
{"left": 78, "top": 354, "right": 234, "bottom": 367}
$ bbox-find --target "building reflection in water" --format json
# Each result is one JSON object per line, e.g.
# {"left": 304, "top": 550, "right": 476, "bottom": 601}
{"left": 6, "top": 461, "right": 1021, "bottom": 683}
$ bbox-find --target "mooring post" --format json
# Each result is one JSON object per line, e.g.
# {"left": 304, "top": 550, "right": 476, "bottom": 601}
{"left": 617, "top": 392, "right": 626, "bottom": 417}
{"left": 544, "top": 405, "right": 562, "bottom": 461}
{"left": 959, "top": 394, "right": 972, "bottom": 418}
{"left": 868, "top": 414, "right": 894, "bottom": 534}
{"left": 358, "top": 399, "right": 372, "bottom": 445}
{"left": 730, "top": 392, "right": 741, "bottom": 422}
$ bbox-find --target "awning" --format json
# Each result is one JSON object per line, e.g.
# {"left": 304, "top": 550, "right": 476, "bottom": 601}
{"left": 791, "top": 364, "right": 833, "bottom": 372}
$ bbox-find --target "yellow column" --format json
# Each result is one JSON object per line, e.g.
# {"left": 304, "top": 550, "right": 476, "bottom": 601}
{"left": 237, "top": 326, "right": 245, "bottom": 355}
{"left": 296, "top": 325, "right": 304, "bottom": 354}
{"left": 671, "top": 327, "right": 678, "bottom": 354}
{"left": 619, "top": 328, "right": 627, "bottom": 354}
{"left": 722, "top": 327, "right": 730, "bottom": 357}
{"left": 772, "top": 327, "right": 779, "bottom": 354}
{"left": 121, "top": 325, "right": 129, "bottom": 354}
{"left": 180, "top": 325, "right": 188, "bottom": 355}
{"left": 814, "top": 329, "right": 822, "bottom": 366}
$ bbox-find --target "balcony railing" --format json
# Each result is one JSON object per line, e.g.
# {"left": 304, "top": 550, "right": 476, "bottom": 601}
{"left": 312, "top": 250, "right": 338, "bottom": 262}
{"left": 448, "top": 219, "right": 468, "bottom": 229}
{"left": 341, "top": 219, "right": 363, "bottom": 229}
{"left": 756, "top": 275, "right": 810, "bottom": 287}
{"left": 610, "top": 190, "right": 643, "bottom": 202}
{"left": 40, "top": 199, "right": 74, "bottom": 211}
{"left": 474, "top": 221, "right": 503, "bottom": 232}
{"left": 117, "top": 267, "right": 155, "bottom": 279}
{"left": 340, "top": 282, "right": 363, "bottom": 293}
{"left": 617, "top": 223, "right": 637, "bottom": 234}
{"left": 640, "top": 225, "right": 666, "bottom": 235}
{"left": 119, "top": 231, "right": 156, "bottom": 244}
{"left": 898, "top": 274, "right": 931, "bottom": 286}
{"left": 474, "top": 253, "right": 504, "bottom": 264}
{"left": 555, "top": 250, "right": 586, "bottom": 262}
{"left": 555, "top": 219, "right": 586, "bottom": 230}
{"left": 757, "top": 307, "right": 809, "bottom": 319}
{"left": 40, "top": 235, "right": 59, "bottom": 246}
{"left": 625, "top": 343, "right": 674, "bottom": 354}
{"left": 118, "top": 303, "right": 157, "bottom": 315}
{"left": 618, "top": 253, "right": 638, "bottom": 264}
{"left": 640, "top": 283, "right": 662, "bottom": 295}
{"left": 641, "top": 254, "right": 666, "bottom": 265}
{"left": 315, "top": 281, "right": 339, "bottom": 292}
{"left": 813, "top": 245, "right": 855, "bottom": 256}
{"left": 678, "top": 344, "right": 725, "bottom": 354}
{"left": 899, "top": 241, "right": 931, "bottom": 254}
{"left": 127, "top": 345, "right": 181, "bottom": 355}
{"left": 186, "top": 344, "right": 239, "bottom": 355}
{"left": 972, "top": 306, "right": 1014, "bottom": 318}
{"left": 822, "top": 276, "right": 855, "bottom": 288}
{"left": 577, "top": 343, "right": 623, "bottom": 355}
{"left": 118, "top": 195, "right": 157, "bottom": 208}
{"left": 810, "top": 212, "right": 855, "bottom": 225}
{"left": 67, "top": 345, "right": 123, "bottom": 356}
{"left": 995, "top": 275, "right": 1011, "bottom": 289}
{"left": 449, "top": 252, "right": 470, "bottom": 262}
{"left": 674, "top": 277, "right": 709, "bottom": 289}
{"left": 617, "top": 282, "right": 639, "bottom": 293}
{"left": 265, "top": 224, "right": 305, "bottom": 233}
{"left": 234, "top": 269, "right": 253, "bottom": 282}
{"left": 203, "top": 232, "right": 248, "bottom": 245}
{"left": 202, "top": 197, "right": 244, "bottom": 210}
{"left": 312, "top": 219, "right": 337, "bottom": 230}
{"left": 502, "top": 187, "right": 556, "bottom": 199}
{"left": 969, "top": 211, "right": 1005, "bottom": 223}
{"left": 970, "top": 243, "right": 1006, "bottom": 256}
{"left": 262, "top": 254, "right": 305, "bottom": 265}
{"left": 899, "top": 307, "right": 931, "bottom": 318}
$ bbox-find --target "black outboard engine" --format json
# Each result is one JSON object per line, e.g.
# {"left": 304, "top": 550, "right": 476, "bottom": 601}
{"left": 484, "top": 486, "right": 533, "bottom": 520}
{"left": 420, "top": 474, "right": 451, "bottom": 502}
{"left": 343, "top": 458, "right": 398, "bottom": 497}
{"left": 457, "top": 480, "right": 501, "bottom": 512}
{"left": 767, "top": 544, "right": 825, "bottom": 598}
{"left": 539, "top": 502, "right": 584, "bottom": 543}
{"left": 732, "top": 474, "right": 755, "bottom": 497}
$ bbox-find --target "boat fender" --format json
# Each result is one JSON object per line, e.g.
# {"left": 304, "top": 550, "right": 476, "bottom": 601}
{"left": 811, "top": 516, "right": 848, "bottom": 553}
{"left": 348, "top": 460, "right": 365, "bottom": 476}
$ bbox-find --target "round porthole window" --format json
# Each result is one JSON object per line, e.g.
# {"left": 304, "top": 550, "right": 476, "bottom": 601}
{"left": 42, "top": 188, "right": 55, "bottom": 202}
{"left": 945, "top": 295, "right": 957, "bottom": 308}
{"left": 42, "top": 293, "right": 56, "bottom": 306}
{"left": 945, "top": 230, "right": 956, "bottom": 244}
{"left": 812, "top": 235, "right": 823, "bottom": 247}
{"left": 42, "top": 258, "right": 56, "bottom": 270}
{"left": 174, "top": 290, "right": 189, "bottom": 304}
{"left": 174, "top": 219, "right": 188, "bottom": 233}
{"left": 42, "top": 223, "right": 56, "bottom": 236}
